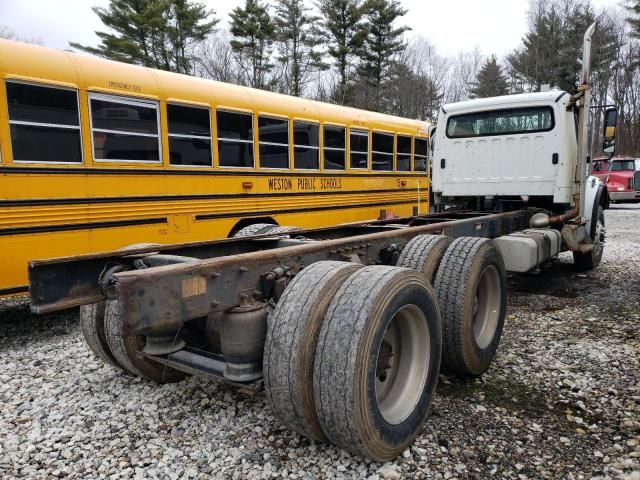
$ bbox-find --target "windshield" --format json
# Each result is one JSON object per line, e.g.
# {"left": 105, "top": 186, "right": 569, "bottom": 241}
{"left": 610, "top": 160, "right": 636, "bottom": 171}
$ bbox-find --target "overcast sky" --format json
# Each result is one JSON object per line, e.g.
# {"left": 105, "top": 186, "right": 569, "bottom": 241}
{"left": 0, "top": 0, "right": 625, "bottom": 58}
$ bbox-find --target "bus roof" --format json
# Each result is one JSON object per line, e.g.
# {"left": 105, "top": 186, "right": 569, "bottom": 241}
{"left": 0, "top": 39, "right": 430, "bottom": 136}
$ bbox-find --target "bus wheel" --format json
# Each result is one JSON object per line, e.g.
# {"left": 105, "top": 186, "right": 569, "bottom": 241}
{"left": 233, "top": 223, "right": 301, "bottom": 237}
{"left": 434, "top": 237, "right": 507, "bottom": 377}
{"left": 233, "top": 223, "right": 278, "bottom": 237}
{"left": 573, "top": 205, "right": 605, "bottom": 271}
{"left": 267, "top": 225, "right": 302, "bottom": 235}
{"left": 313, "top": 266, "right": 442, "bottom": 461}
{"left": 396, "top": 235, "right": 452, "bottom": 283}
{"left": 264, "top": 261, "right": 362, "bottom": 442}
{"left": 103, "top": 300, "right": 187, "bottom": 383}
{"left": 79, "top": 302, "right": 126, "bottom": 371}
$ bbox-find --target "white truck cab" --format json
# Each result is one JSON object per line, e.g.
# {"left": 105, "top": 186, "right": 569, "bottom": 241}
{"left": 431, "top": 23, "right": 617, "bottom": 271}
{"left": 432, "top": 91, "right": 576, "bottom": 205}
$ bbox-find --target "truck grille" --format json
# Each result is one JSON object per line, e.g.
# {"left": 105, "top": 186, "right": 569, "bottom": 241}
{"left": 635, "top": 171, "right": 640, "bottom": 192}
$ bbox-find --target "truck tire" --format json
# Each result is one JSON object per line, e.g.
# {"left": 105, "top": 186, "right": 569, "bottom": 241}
{"left": 314, "top": 266, "right": 442, "bottom": 461}
{"left": 79, "top": 302, "right": 126, "bottom": 371}
{"left": 573, "top": 206, "right": 604, "bottom": 271}
{"left": 434, "top": 237, "right": 507, "bottom": 377}
{"left": 264, "top": 261, "right": 363, "bottom": 442}
{"left": 233, "top": 223, "right": 278, "bottom": 237}
{"left": 103, "top": 300, "right": 187, "bottom": 383}
{"left": 396, "top": 235, "right": 452, "bottom": 283}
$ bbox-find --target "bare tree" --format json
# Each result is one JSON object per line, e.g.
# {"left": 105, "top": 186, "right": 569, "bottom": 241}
{"left": 197, "top": 30, "right": 242, "bottom": 83}
{"left": 0, "top": 24, "right": 43, "bottom": 44}
{"left": 445, "top": 48, "right": 484, "bottom": 103}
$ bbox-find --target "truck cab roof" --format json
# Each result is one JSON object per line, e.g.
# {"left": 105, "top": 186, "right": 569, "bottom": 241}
{"left": 443, "top": 91, "right": 569, "bottom": 114}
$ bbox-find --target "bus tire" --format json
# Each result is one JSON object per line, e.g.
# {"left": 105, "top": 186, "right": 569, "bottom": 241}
{"left": 396, "top": 235, "right": 452, "bottom": 283}
{"left": 264, "top": 261, "right": 363, "bottom": 442}
{"left": 573, "top": 206, "right": 604, "bottom": 271}
{"left": 314, "top": 266, "right": 442, "bottom": 461}
{"left": 233, "top": 223, "right": 278, "bottom": 237}
{"left": 267, "top": 225, "right": 302, "bottom": 235}
{"left": 79, "top": 302, "right": 126, "bottom": 371}
{"left": 103, "top": 300, "right": 187, "bottom": 383}
{"left": 434, "top": 237, "right": 507, "bottom": 377}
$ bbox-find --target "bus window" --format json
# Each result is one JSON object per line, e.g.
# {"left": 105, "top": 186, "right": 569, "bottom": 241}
{"left": 372, "top": 131, "right": 393, "bottom": 171}
{"left": 259, "top": 116, "right": 290, "bottom": 169}
{"left": 167, "top": 104, "right": 211, "bottom": 166}
{"left": 323, "top": 125, "right": 346, "bottom": 171}
{"left": 90, "top": 94, "right": 160, "bottom": 162}
{"left": 397, "top": 135, "right": 411, "bottom": 171}
{"left": 350, "top": 129, "right": 369, "bottom": 169}
{"left": 6, "top": 81, "right": 82, "bottom": 163}
{"left": 294, "top": 121, "right": 319, "bottom": 169}
{"left": 217, "top": 109, "right": 254, "bottom": 168}
{"left": 414, "top": 138, "right": 428, "bottom": 171}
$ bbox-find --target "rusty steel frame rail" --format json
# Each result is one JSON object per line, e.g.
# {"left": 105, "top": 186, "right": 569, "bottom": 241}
{"left": 111, "top": 210, "right": 530, "bottom": 338}
{"left": 28, "top": 210, "right": 484, "bottom": 313}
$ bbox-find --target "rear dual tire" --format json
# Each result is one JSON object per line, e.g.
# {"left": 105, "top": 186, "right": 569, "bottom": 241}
{"left": 264, "top": 262, "right": 442, "bottom": 461}
{"left": 314, "top": 266, "right": 442, "bottom": 461}
{"left": 397, "top": 235, "right": 452, "bottom": 282}
{"left": 433, "top": 237, "right": 507, "bottom": 377}
{"left": 264, "top": 261, "right": 363, "bottom": 442}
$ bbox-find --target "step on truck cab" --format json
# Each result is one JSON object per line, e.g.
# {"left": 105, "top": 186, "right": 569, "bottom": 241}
{"left": 27, "top": 23, "right": 614, "bottom": 461}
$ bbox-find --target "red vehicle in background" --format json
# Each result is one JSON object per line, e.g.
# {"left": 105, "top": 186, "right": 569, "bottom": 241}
{"left": 592, "top": 156, "right": 640, "bottom": 203}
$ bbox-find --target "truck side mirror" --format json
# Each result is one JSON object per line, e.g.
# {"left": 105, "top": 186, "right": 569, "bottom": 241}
{"left": 602, "top": 107, "right": 617, "bottom": 156}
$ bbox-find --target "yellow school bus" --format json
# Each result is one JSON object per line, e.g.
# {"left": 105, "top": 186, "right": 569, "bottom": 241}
{"left": 0, "top": 39, "right": 431, "bottom": 297}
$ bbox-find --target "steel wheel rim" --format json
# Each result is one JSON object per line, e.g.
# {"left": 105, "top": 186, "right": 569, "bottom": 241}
{"left": 375, "top": 304, "right": 430, "bottom": 425}
{"left": 473, "top": 265, "right": 501, "bottom": 349}
{"left": 593, "top": 215, "right": 605, "bottom": 258}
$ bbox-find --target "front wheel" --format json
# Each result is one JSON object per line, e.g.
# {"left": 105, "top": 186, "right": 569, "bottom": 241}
{"left": 573, "top": 206, "right": 605, "bottom": 271}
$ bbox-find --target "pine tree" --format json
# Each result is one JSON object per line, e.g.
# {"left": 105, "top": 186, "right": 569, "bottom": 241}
{"left": 356, "top": 0, "right": 409, "bottom": 111}
{"left": 508, "top": 0, "right": 618, "bottom": 94}
{"left": 274, "top": 0, "right": 327, "bottom": 96}
{"left": 230, "top": 0, "right": 276, "bottom": 89}
{"left": 508, "top": 3, "right": 565, "bottom": 92}
{"left": 387, "top": 61, "right": 442, "bottom": 121}
{"left": 470, "top": 56, "right": 509, "bottom": 98}
{"left": 169, "top": 0, "right": 218, "bottom": 74}
{"left": 316, "top": 0, "right": 367, "bottom": 105}
{"left": 70, "top": 0, "right": 216, "bottom": 74}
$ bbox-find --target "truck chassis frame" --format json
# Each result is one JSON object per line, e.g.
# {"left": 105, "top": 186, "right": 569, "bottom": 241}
{"left": 29, "top": 208, "right": 538, "bottom": 459}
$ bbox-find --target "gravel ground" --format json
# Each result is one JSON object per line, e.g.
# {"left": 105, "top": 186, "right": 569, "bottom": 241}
{"left": 1, "top": 204, "right": 639, "bottom": 480}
